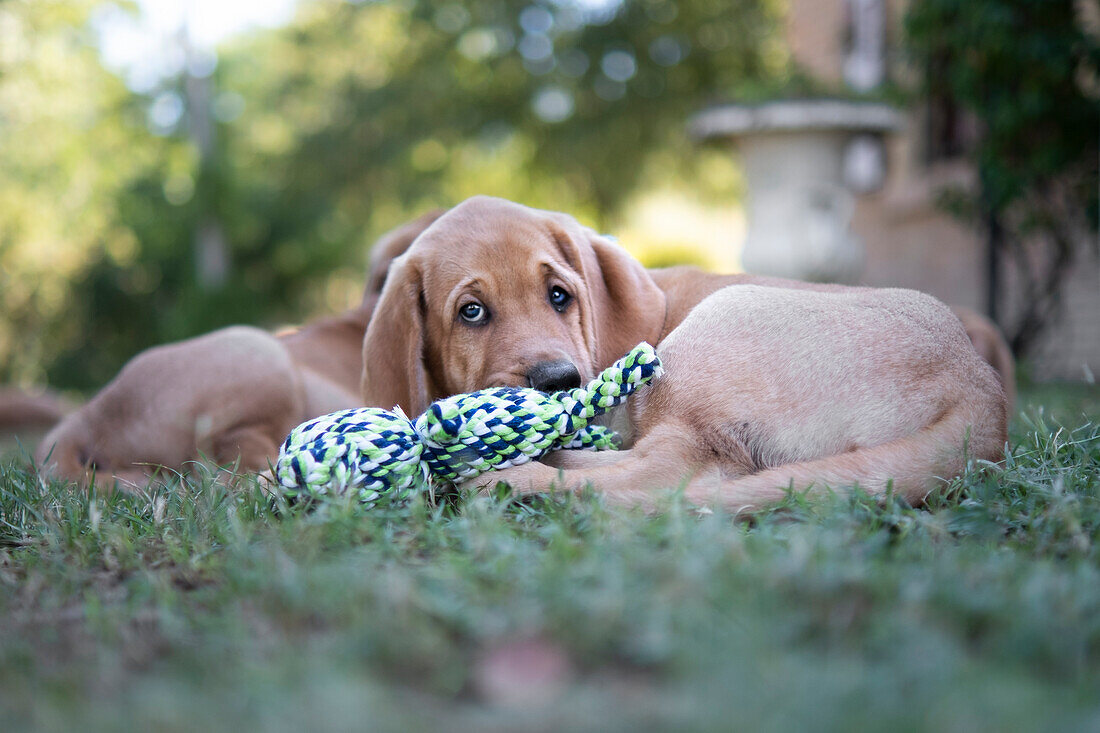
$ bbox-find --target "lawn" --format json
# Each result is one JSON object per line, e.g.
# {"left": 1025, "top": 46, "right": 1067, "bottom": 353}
{"left": 2, "top": 383, "right": 1100, "bottom": 732}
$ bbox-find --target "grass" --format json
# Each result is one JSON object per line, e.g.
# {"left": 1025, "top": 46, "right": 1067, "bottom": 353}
{"left": 2, "top": 383, "right": 1100, "bottom": 732}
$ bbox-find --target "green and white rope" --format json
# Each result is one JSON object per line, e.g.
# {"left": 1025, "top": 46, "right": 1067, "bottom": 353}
{"left": 274, "top": 342, "right": 663, "bottom": 506}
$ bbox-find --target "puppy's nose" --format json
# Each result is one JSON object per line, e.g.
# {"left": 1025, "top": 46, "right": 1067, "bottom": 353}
{"left": 526, "top": 359, "right": 582, "bottom": 392}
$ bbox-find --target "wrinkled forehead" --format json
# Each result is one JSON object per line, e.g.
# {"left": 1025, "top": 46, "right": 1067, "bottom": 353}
{"left": 409, "top": 198, "right": 576, "bottom": 290}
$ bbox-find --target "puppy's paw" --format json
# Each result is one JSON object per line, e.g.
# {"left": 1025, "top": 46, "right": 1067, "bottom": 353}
{"left": 458, "top": 461, "right": 561, "bottom": 496}
{"left": 455, "top": 471, "right": 500, "bottom": 496}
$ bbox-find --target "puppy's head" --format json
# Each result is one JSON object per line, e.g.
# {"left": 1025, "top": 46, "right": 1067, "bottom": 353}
{"left": 362, "top": 209, "right": 448, "bottom": 307}
{"left": 35, "top": 411, "right": 162, "bottom": 490}
{"left": 361, "top": 196, "right": 666, "bottom": 415}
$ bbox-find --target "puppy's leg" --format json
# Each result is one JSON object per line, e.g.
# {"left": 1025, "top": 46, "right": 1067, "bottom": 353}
{"left": 465, "top": 422, "right": 737, "bottom": 512}
{"left": 687, "top": 396, "right": 1004, "bottom": 512}
{"left": 470, "top": 395, "right": 1003, "bottom": 515}
{"left": 211, "top": 427, "right": 282, "bottom": 474}
{"left": 539, "top": 447, "right": 632, "bottom": 470}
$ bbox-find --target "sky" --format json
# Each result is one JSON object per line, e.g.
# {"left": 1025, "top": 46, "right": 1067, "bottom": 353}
{"left": 94, "top": 0, "right": 299, "bottom": 91}
{"left": 93, "top": 0, "right": 627, "bottom": 77}
{"left": 94, "top": 0, "right": 628, "bottom": 92}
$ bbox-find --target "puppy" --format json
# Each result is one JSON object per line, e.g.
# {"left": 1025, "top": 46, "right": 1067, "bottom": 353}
{"left": 36, "top": 210, "right": 443, "bottom": 488}
{"left": 361, "top": 196, "right": 1007, "bottom": 512}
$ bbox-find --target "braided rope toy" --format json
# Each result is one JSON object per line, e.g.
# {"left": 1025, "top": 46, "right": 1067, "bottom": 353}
{"left": 274, "top": 342, "right": 663, "bottom": 506}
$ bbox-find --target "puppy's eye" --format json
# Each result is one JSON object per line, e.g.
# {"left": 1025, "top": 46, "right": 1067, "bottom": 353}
{"left": 459, "top": 302, "right": 489, "bottom": 324}
{"left": 549, "top": 286, "right": 572, "bottom": 312}
{"left": 78, "top": 449, "right": 102, "bottom": 470}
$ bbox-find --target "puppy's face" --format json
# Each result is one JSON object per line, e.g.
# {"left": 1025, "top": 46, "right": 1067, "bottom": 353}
{"left": 36, "top": 414, "right": 168, "bottom": 490}
{"left": 417, "top": 219, "right": 595, "bottom": 395}
{"left": 361, "top": 196, "right": 668, "bottom": 415}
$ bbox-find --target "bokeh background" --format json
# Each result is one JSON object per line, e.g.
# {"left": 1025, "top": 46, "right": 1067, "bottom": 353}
{"left": 0, "top": 0, "right": 1097, "bottom": 394}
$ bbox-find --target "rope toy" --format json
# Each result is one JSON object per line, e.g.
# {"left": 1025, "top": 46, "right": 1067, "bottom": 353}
{"left": 274, "top": 342, "right": 663, "bottom": 506}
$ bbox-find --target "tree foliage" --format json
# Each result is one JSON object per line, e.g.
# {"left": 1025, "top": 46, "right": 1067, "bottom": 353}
{"left": 0, "top": 0, "right": 162, "bottom": 386}
{"left": 906, "top": 0, "right": 1100, "bottom": 355}
{"left": 1, "top": 0, "right": 783, "bottom": 392}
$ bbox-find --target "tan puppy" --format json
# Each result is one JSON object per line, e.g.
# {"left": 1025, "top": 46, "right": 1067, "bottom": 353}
{"left": 362, "top": 196, "right": 1007, "bottom": 512}
{"left": 37, "top": 210, "right": 443, "bottom": 488}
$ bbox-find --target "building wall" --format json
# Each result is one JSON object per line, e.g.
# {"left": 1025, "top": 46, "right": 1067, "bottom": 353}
{"left": 782, "top": 0, "right": 1100, "bottom": 381}
{"left": 1000, "top": 241, "right": 1100, "bottom": 382}
{"left": 784, "top": 0, "right": 846, "bottom": 84}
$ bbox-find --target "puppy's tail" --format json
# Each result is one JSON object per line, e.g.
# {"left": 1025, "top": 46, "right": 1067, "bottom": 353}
{"left": 951, "top": 307, "right": 1016, "bottom": 415}
{"left": 1, "top": 387, "right": 71, "bottom": 447}
{"left": 981, "top": 331, "right": 1016, "bottom": 415}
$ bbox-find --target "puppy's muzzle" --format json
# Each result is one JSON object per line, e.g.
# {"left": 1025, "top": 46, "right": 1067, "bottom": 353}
{"left": 526, "top": 359, "right": 582, "bottom": 393}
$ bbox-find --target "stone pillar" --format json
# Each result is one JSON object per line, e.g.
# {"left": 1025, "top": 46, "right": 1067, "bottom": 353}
{"left": 689, "top": 100, "right": 900, "bottom": 284}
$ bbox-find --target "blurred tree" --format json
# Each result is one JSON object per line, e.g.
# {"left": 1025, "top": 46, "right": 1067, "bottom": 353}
{"left": 906, "top": 0, "right": 1100, "bottom": 356}
{"left": 2, "top": 0, "right": 783, "bottom": 392}
{"left": 0, "top": 0, "right": 161, "bottom": 387}
{"left": 212, "top": 0, "right": 784, "bottom": 300}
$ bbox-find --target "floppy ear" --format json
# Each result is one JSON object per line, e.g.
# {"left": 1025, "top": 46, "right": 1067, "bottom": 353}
{"left": 554, "top": 221, "right": 666, "bottom": 369}
{"left": 360, "top": 255, "right": 432, "bottom": 416}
